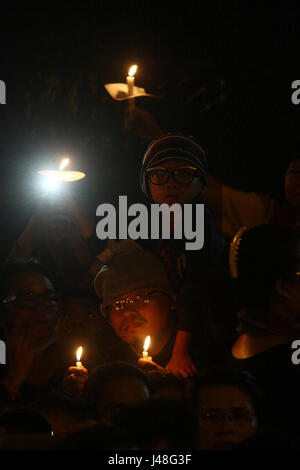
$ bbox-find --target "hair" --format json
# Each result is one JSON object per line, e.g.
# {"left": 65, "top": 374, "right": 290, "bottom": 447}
{"left": 0, "top": 258, "right": 55, "bottom": 299}
{"left": 288, "top": 152, "right": 300, "bottom": 164}
{"left": 0, "top": 407, "right": 53, "bottom": 435}
{"left": 34, "top": 391, "right": 93, "bottom": 423}
{"left": 85, "top": 361, "right": 151, "bottom": 410}
{"left": 190, "top": 366, "right": 263, "bottom": 423}
{"left": 113, "top": 397, "right": 198, "bottom": 450}
{"left": 232, "top": 225, "right": 300, "bottom": 313}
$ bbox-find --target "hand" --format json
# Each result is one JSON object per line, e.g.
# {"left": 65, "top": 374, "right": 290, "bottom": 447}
{"left": 3, "top": 321, "right": 36, "bottom": 394}
{"left": 63, "top": 366, "right": 88, "bottom": 397}
{"left": 137, "top": 357, "right": 164, "bottom": 372}
{"left": 165, "top": 350, "right": 198, "bottom": 379}
{"left": 123, "top": 106, "right": 163, "bottom": 141}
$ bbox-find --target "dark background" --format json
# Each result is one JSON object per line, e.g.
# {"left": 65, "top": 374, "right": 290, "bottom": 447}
{"left": 0, "top": 2, "right": 299, "bottom": 260}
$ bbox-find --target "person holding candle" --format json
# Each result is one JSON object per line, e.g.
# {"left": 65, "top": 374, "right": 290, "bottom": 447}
{"left": 89, "top": 243, "right": 210, "bottom": 376}
{"left": 6, "top": 186, "right": 102, "bottom": 292}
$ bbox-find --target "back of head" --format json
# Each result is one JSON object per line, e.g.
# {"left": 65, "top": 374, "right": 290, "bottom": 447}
{"left": 85, "top": 361, "right": 151, "bottom": 412}
{"left": 57, "top": 423, "right": 137, "bottom": 450}
{"left": 113, "top": 396, "right": 198, "bottom": 450}
{"left": 0, "top": 407, "right": 53, "bottom": 435}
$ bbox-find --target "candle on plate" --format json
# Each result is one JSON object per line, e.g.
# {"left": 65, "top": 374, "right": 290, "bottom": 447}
{"left": 38, "top": 157, "right": 85, "bottom": 184}
{"left": 76, "top": 346, "right": 84, "bottom": 368}
{"left": 126, "top": 64, "right": 137, "bottom": 120}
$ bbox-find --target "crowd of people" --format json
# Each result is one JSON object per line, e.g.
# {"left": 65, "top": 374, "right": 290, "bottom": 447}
{"left": 0, "top": 111, "right": 299, "bottom": 451}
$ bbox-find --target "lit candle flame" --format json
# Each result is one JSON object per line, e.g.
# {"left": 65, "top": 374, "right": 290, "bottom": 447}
{"left": 59, "top": 158, "right": 70, "bottom": 171}
{"left": 143, "top": 336, "right": 150, "bottom": 352}
{"left": 76, "top": 346, "right": 83, "bottom": 362}
{"left": 128, "top": 65, "right": 137, "bottom": 77}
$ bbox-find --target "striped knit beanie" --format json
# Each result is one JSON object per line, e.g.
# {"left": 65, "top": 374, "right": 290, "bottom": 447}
{"left": 140, "top": 133, "right": 208, "bottom": 199}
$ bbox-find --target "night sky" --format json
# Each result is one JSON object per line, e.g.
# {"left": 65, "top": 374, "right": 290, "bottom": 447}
{"left": 0, "top": 2, "right": 299, "bottom": 260}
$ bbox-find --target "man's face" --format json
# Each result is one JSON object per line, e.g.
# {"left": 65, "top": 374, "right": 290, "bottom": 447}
{"left": 108, "top": 289, "right": 171, "bottom": 347}
{"left": 148, "top": 159, "right": 203, "bottom": 206}
{"left": 4, "top": 271, "right": 58, "bottom": 339}
{"left": 197, "top": 385, "right": 258, "bottom": 450}
{"left": 285, "top": 160, "right": 300, "bottom": 208}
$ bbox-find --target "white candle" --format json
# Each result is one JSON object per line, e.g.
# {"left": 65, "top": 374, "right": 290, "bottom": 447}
{"left": 127, "top": 65, "right": 137, "bottom": 120}
{"left": 138, "top": 335, "right": 152, "bottom": 363}
{"left": 76, "top": 346, "right": 83, "bottom": 368}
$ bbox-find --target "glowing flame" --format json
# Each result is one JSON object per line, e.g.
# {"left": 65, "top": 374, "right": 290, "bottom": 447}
{"left": 143, "top": 336, "right": 150, "bottom": 352}
{"left": 128, "top": 65, "right": 137, "bottom": 77}
{"left": 59, "top": 158, "right": 70, "bottom": 171}
{"left": 76, "top": 346, "right": 83, "bottom": 362}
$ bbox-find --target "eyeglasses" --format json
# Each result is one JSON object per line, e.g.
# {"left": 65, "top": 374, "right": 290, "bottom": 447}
{"left": 109, "top": 291, "right": 160, "bottom": 315}
{"left": 3, "top": 290, "right": 58, "bottom": 308}
{"left": 199, "top": 409, "right": 257, "bottom": 423}
{"left": 146, "top": 166, "right": 200, "bottom": 185}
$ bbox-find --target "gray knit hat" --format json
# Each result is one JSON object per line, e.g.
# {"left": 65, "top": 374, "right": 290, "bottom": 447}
{"left": 94, "top": 242, "right": 174, "bottom": 317}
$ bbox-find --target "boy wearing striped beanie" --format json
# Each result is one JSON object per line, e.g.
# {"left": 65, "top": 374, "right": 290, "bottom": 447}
{"left": 138, "top": 133, "right": 225, "bottom": 378}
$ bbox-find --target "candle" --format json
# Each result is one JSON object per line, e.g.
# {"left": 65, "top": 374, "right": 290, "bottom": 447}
{"left": 76, "top": 346, "right": 83, "bottom": 368}
{"left": 38, "top": 156, "right": 85, "bottom": 184}
{"left": 126, "top": 64, "right": 137, "bottom": 120}
{"left": 138, "top": 335, "right": 152, "bottom": 364}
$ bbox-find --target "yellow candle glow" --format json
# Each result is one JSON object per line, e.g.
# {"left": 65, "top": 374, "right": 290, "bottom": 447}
{"left": 59, "top": 157, "right": 70, "bottom": 171}
{"left": 138, "top": 335, "right": 152, "bottom": 363}
{"left": 76, "top": 346, "right": 83, "bottom": 368}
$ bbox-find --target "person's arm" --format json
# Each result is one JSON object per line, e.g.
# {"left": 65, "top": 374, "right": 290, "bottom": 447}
{"left": 165, "top": 330, "right": 198, "bottom": 378}
{"left": 123, "top": 106, "right": 164, "bottom": 142}
{"left": 202, "top": 174, "right": 270, "bottom": 239}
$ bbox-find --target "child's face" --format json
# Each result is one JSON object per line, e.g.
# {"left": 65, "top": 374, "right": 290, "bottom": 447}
{"left": 108, "top": 290, "right": 171, "bottom": 346}
{"left": 148, "top": 158, "right": 203, "bottom": 206}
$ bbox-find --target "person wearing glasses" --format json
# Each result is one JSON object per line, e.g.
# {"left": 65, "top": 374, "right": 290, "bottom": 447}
{"left": 192, "top": 367, "right": 261, "bottom": 450}
{"left": 63, "top": 243, "right": 210, "bottom": 396}
{"left": 137, "top": 134, "right": 231, "bottom": 378}
{"left": 0, "top": 259, "right": 62, "bottom": 406}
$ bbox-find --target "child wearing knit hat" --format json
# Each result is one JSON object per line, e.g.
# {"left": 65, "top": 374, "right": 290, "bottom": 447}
{"left": 138, "top": 134, "right": 225, "bottom": 378}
